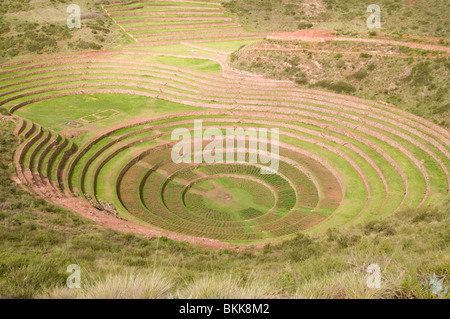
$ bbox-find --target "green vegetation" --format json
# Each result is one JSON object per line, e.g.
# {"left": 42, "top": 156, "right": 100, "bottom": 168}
{"left": 0, "top": 0, "right": 130, "bottom": 63}
{"left": 314, "top": 80, "right": 356, "bottom": 94}
{"left": 230, "top": 40, "right": 450, "bottom": 126}
{"left": 195, "top": 39, "right": 261, "bottom": 52}
{"left": 222, "top": 0, "right": 450, "bottom": 37}
{"left": 15, "top": 94, "right": 199, "bottom": 136}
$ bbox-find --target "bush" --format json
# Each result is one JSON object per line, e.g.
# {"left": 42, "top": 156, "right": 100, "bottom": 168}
{"left": 405, "top": 61, "right": 433, "bottom": 86}
{"left": 360, "top": 53, "right": 372, "bottom": 59}
{"left": 367, "top": 63, "right": 376, "bottom": 71}
{"left": 41, "top": 24, "right": 71, "bottom": 40}
{"left": 336, "top": 59, "right": 346, "bottom": 69}
{"left": 298, "top": 22, "right": 313, "bottom": 29}
{"left": 364, "top": 220, "right": 396, "bottom": 236}
{"left": 294, "top": 77, "right": 308, "bottom": 85}
{"left": 15, "top": 21, "right": 38, "bottom": 33}
{"left": 294, "top": 71, "right": 308, "bottom": 85}
{"left": 7, "top": 48, "right": 19, "bottom": 57}
{"left": 315, "top": 80, "right": 356, "bottom": 94}
{"left": 349, "top": 69, "right": 368, "bottom": 80}
{"left": 69, "top": 40, "right": 102, "bottom": 50}
{"left": 0, "top": 20, "right": 10, "bottom": 35}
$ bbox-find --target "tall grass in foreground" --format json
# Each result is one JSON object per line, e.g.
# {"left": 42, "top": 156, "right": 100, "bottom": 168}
{"left": 41, "top": 270, "right": 173, "bottom": 299}
{"left": 183, "top": 272, "right": 277, "bottom": 299}
{"left": 41, "top": 271, "right": 275, "bottom": 299}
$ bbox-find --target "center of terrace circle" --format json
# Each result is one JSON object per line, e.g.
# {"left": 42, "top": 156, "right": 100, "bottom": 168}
{"left": 187, "top": 177, "right": 275, "bottom": 221}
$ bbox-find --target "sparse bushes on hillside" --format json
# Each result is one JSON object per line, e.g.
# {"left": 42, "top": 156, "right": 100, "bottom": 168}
{"left": 223, "top": 0, "right": 450, "bottom": 37}
{"left": 0, "top": 2, "right": 124, "bottom": 62}
{"left": 0, "top": 0, "right": 32, "bottom": 15}
{"left": 230, "top": 41, "right": 450, "bottom": 126}
{"left": 0, "top": 20, "right": 72, "bottom": 56}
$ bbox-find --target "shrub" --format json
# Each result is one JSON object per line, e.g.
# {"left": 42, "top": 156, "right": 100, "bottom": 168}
{"left": 7, "top": 48, "right": 19, "bottom": 57}
{"left": 294, "top": 77, "right": 308, "bottom": 85}
{"left": 298, "top": 22, "right": 313, "bottom": 29}
{"left": 336, "top": 59, "right": 346, "bottom": 69}
{"left": 315, "top": 80, "right": 356, "bottom": 94}
{"left": 0, "top": 20, "right": 10, "bottom": 35}
{"left": 230, "top": 52, "right": 238, "bottom": 63}
{"left": 69, "top": 40, "right": 102, "bottom": 50}
{"left": 405, "top": 61, "right": 433, "bottom": 86}
{"left": 349, "top": 69, "right": 368, "bottom": 80}
{"left": 367, "top": 63, "right": 376, "bottom": 71}
{"left": 337, "top": 234, "right": 361, "bottom": 248}
{"left": 15, "top": 21, "right": 38, "bottom": 33}
{"left": 364, "top": 220, "right": 396, "bottom": 236}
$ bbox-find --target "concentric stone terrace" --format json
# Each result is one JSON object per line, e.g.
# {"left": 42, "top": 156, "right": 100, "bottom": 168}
{"left": 5, "top": 52, "right": 449, "bottom": 243}
{"left": 65, "top": 113, "right": 344, "bottom": 241}
{"left": 2, "top": 25, "right": 449, "bottom": 244}
{"left": 102, "top": 0, "right": 262, "bottom": 46}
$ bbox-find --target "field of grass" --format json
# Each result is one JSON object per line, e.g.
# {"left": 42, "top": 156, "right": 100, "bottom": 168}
{"left": 15, "top": 94, "right": 201, "bottom": 135}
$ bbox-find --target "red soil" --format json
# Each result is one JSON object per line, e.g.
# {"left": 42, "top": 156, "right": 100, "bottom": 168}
{"left": 268, "top": 29, "right": 335, "bottom": 42}
{"left": 267, "top": 29, "right": 450, "bottom": 53}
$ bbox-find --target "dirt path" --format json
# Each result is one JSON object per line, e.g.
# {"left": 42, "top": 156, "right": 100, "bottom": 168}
{"left": 267, "top": 30, "right": 450, "bottom": 53}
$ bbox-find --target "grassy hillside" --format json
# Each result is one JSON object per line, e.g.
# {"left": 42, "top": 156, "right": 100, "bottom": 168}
{"left": 230, "top": 40, "right": 450, "bottom": 126}
{"left": 222, "top": 0, "right": 450, "bottom": 38}
{"left": 1, "top": 119, "right": 448, "bottom": 299}
{"left": 0, "top": 0, "right": 130, "bottom": 64}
